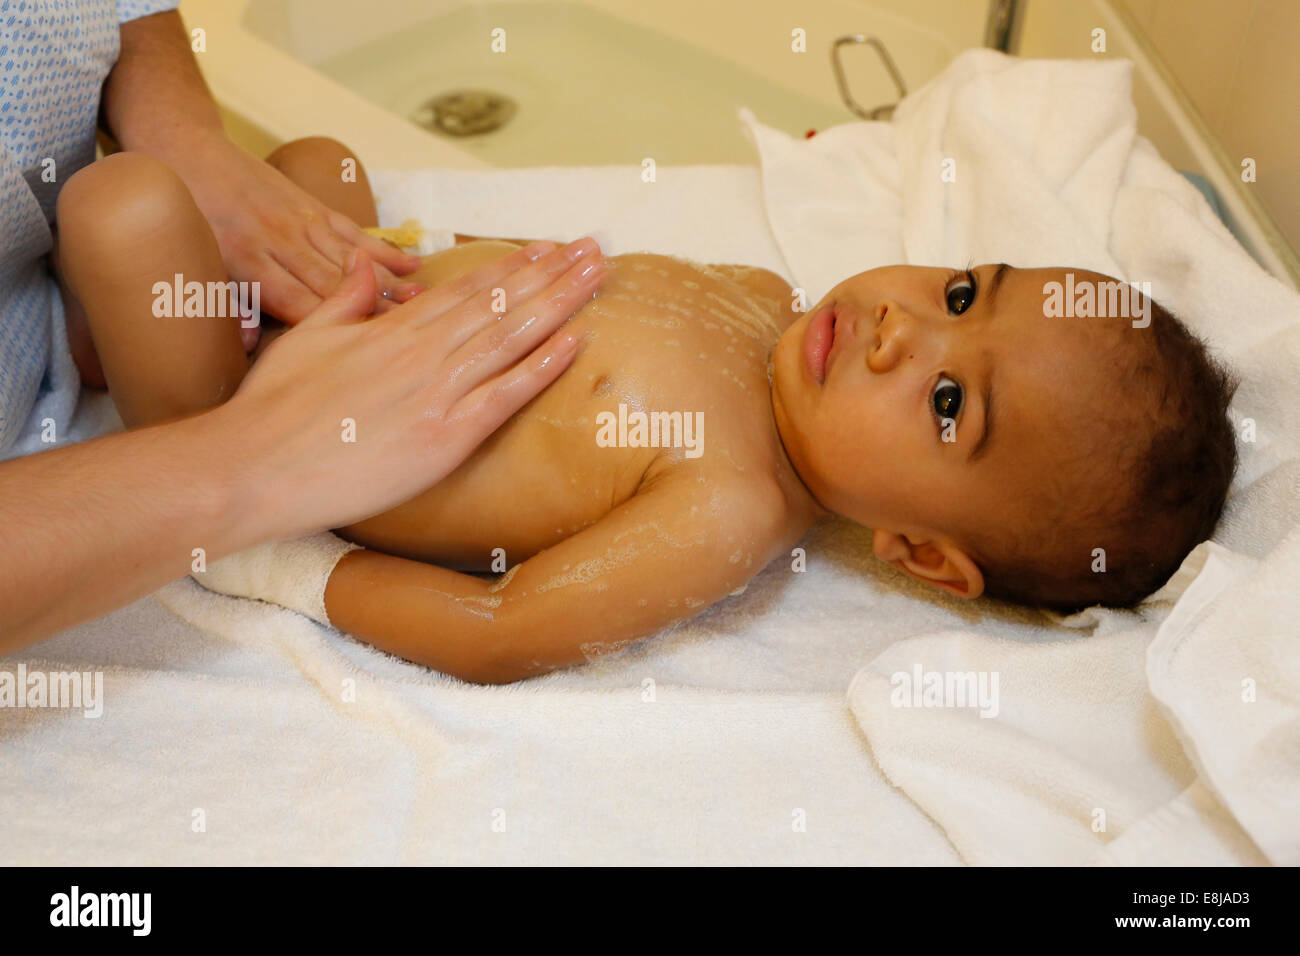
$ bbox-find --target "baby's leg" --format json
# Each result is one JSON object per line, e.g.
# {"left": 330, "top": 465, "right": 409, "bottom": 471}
{"left": 266, "top": 137, "right": 537, "bottom": 287}
{"left": 262, "top": 136, "right": 379, "bottom": 229}
{"left": 56, "top": 139, "right": 384, "bottom": 429}
{"left": 55, "top": 152, "right": 249, "bottom": 428}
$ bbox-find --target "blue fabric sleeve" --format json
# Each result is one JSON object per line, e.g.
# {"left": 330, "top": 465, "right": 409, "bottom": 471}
{"left": 117, "top": 0, "right": 180, "bottom": 24}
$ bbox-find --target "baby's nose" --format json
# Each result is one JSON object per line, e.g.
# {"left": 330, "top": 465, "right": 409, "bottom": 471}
{"left": 867, "top": 302, "right": 922, "bottom": 372}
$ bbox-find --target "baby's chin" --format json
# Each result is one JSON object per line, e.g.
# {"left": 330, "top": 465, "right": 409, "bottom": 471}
{"left": 768, "top": 324, "right": 807, "bottom": 406}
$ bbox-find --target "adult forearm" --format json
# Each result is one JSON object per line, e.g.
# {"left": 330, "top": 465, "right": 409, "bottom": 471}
{"left": 101, "top": 10, "right": 225, "bottom": 159}
{"left": 0, "top": 411, "right": 262, "bottom": 650}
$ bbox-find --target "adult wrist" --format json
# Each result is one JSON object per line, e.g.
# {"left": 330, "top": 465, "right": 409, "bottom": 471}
{"left": 177, "top": 401, "right": 296, "bottom": 557}
{"left": 127, "top": 124, "right": 231, "bottom": 176}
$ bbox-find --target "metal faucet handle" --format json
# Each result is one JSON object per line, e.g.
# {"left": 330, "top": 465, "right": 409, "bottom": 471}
{"left": 831, "top": 35, "right": 907, "bottom": 121}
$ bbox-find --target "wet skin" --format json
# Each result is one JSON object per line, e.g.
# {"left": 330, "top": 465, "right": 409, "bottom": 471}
{"left": 338, "top": 240, "right": 819, "bottom": 569}
{"left": 325, "top": 249, "right": 1118, "bottom": 681}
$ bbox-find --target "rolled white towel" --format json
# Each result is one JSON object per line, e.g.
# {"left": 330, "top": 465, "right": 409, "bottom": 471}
{"left": 417, "top": 227, "right": 457, "bottom": 257}
{"left": 191, "top": 532, "right": 362, "bottom": 626}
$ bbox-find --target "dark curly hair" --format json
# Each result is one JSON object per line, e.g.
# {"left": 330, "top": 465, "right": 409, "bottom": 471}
{"left": 974, "top": 291, "right": 1239, "bottom": 613}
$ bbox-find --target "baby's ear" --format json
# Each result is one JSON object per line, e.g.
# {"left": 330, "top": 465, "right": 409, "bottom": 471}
{"left": 871, "top": 529, "right": 985, "bottom": 600}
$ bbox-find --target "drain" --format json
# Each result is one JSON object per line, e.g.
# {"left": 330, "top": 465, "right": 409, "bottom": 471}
{"left": 416, "top": 89, "right": 517, "bottom": 137}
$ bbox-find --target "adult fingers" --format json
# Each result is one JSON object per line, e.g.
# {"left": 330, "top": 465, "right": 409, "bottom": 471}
{"left": 372, "top": 262, "right": 425, "bottom": 305}
{"left": 444, "top": 253, "right": 608, "bottom": 390}
{"left": 389, "top": 239, "right": 558, "bottom": 328}
{"left": 248, "top": 253, "right": 323, "bottom": 324}
{"left": 448, "top": 328, "right": 585, "bottom": 443}
{"left": 409, "top": 238, "right": 601, "bottom": 353}
{"left": 295, "top": 250, "right": 379, "bottom": 328}
{"left": 326, "top": 209, "right": 423, "bottom": 276}
{"left": 310, "top": 216, "right": 424, "bottom": 304}
{"left": 268, "top": 242, "right": 345, "bottom": 302}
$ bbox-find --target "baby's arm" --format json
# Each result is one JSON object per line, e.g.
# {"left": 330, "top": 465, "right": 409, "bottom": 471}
{"left": 324, "top": 469, "right": 787, "bottom": 683}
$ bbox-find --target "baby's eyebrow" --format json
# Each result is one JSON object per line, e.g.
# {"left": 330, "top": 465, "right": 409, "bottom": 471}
{"left": 984, "top": 262, "right": 1011, "bottom": 315}
{"left": 969, "top": 375, "right": 994, "bottom": 464}
{"left": 967, "top": 263, "right": 1008, "bottom": 464}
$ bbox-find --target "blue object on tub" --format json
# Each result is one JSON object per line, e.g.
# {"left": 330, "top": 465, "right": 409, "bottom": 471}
{"left": 1179, "top": 170, "right": 1227, "bottom": 225}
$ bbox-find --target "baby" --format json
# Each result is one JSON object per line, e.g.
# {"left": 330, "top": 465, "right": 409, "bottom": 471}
{"left": 55, "top": 138, "right": 1238, "bottom": 682}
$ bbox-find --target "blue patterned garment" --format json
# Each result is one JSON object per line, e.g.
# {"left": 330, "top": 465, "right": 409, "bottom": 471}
{"left": 0, "top": 0, "right": 178, "bottom": 459}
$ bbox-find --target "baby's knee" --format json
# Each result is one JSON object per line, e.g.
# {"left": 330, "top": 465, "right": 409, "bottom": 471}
{"left": 266, "top": 136, "right": 361, "bottom": 179}
{"left": 57, "top": 152, "right": 198, "bottom": 253}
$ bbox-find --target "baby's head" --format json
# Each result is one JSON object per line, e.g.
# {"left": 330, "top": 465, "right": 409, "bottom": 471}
{"left": 770, "top": 264, "right": 1239, "bottom": 612}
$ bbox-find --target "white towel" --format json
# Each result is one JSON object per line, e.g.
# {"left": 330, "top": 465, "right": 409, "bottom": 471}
{"left": 1146, "top": 532, "right": 1300, "bottom": 865}
{"left": 7, "top": 165, "right": 968, "bottom": 865}
{"left": 747, "top": 48, "right": 1300, "bottom": 864}
{"left": 12, "top": 51, "right": 1297, "bottom": 864}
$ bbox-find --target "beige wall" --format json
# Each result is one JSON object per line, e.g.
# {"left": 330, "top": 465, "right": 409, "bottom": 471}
{"left": 1113, "top": 0, "right": 1300, "bottom": 257}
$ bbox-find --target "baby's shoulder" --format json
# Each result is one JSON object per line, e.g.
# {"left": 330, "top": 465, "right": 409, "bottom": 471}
{"left": 702, "top": 263, "right": 793, "bottom": 299}
{"left": 612, "top": 253, "right": 789, "bottom": 296}
{"left": 640, "top": 453, "right": 804, "bottom": 549}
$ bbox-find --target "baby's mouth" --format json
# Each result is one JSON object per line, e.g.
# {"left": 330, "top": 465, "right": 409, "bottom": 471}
{"left": 802, "top": 302, "right": 837, "bottom": 385}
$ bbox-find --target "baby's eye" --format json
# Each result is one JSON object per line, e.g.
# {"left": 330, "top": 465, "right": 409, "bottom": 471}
{"left": 945, "top": 270, "right": 977, "bottom": 315}
{"left": 932, "top": 375, "right": 963, "bottom": 425}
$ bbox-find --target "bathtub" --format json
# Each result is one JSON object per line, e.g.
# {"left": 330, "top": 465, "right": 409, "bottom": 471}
{"left": 178, "top": 0, "right": 1298, "bottom": 288}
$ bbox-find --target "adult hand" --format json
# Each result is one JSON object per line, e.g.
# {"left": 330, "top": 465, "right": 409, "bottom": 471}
{"left": 164, "top": 131, "right": 425, "bottom": 323}
{"left": 220, "top": 237, "right": 608, "bottom": 540}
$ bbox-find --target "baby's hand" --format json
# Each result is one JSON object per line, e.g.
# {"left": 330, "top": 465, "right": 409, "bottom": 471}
{"left": 240, "top": 322, "right": 261, "bottom": 354}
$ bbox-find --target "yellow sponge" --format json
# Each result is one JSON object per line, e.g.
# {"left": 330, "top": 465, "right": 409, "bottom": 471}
{"left": 363, "top": 218, "right": 427, "bottom": 250}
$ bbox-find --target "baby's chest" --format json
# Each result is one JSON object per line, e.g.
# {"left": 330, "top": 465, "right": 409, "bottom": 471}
{"left": 586, "top": 254, "right": 784, "bottom": 356}
{"left": 342, "top": 258, "right": 785, "bottom": 567}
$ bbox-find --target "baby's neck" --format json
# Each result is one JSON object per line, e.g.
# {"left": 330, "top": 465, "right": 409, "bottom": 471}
{"left": 767, "top": 380, "right": 831, "bottom": 522}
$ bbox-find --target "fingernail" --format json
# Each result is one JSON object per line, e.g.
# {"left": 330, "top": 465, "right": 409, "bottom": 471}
{"left": 565, "top": 237, "right": 597, "bottom": 262}
{"left": 404, "top": 284, "right": 426, "bottom": 299}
